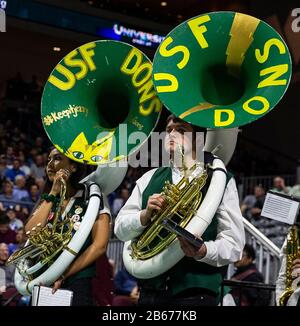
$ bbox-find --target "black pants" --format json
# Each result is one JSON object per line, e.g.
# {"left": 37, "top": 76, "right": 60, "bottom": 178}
{"left": 64, "top": 278, "right": 94, "bottom": 306}
{"left": 138, "top": 288, "right": 217, "bottom": 306}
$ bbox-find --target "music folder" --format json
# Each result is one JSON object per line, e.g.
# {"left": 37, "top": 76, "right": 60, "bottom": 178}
{"left": 32, "top": 285, "right": 73, "bottom": 306}
{"left": 162, "top": 218, "right": 204, "bottom": 249}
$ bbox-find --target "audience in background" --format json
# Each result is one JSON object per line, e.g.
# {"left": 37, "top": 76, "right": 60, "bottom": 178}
{"left": 0, "top": 242, "right": 21, "bottom": 306}
{"left": 112, "top": 188, "right": 130, "bottom": 217}
{"left": 0, "top": 214, "right": 16, "bottom": 245}
{"left": 8, "top": 228, "right": 27, "bottom": 256}
{"left": 230, "top": 244, "right": 271, "bottom": 306}
{"left": 112, "top": 267, "right": 139, "bottom": 306}
{"left": 0, "top": 243, "right": 15, "bottom": 289}
{"left": 5, "top": 159, "right": 25, "bottom": 183}
{"left": 240, "top": 185, "right": 260, "bottom": 220}
{"left": 270, "top": 176, "right": 291, "bottom": 195}
{"left": 6, "top": 208, "right": 23, "bottom": 232}
{"left": 250, "top": 185, "right": 266, "bottom": 220}
{"left": 0, "top": 181, "right": 18, "bottom": 210}
{"left": 289, "top": 176, "right": 300, "bottom": 198}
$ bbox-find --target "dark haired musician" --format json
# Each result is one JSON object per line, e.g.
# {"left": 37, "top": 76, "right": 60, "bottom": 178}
{"left": 114, "top": 115, "right": 245, "bottom": 306}
{"left": 26, "top": 148, "right": 111, "bottom": 306}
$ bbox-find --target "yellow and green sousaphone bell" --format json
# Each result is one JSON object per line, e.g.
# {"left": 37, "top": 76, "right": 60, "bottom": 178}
{"left": 152, "top": 11, "right": 292, "bottom": 129}
{"left": 42, "top": 40, "right": 161, "bottom": 164}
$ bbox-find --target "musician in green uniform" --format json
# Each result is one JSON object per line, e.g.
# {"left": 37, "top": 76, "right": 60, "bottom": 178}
{"left": 115, "top": 115, "right": 245, "bottom": 306}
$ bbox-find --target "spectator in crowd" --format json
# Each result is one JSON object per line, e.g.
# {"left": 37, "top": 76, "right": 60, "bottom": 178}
{"left": 250, "top": 185, "right": 266, "bottom": 220}
{"left": 5, "top": 146, "right": 16, "bottom": 166}
{"left": 0, "top": 213, "right": 17, "bottom": 244}
{"left": 112, "top": 188, "right": 130, "bottom": 217}
{"left": 34, "top": 178, "right": 45, "bottom": 193}
{"left": 33, "top": 136, "right": 47, "bottom": 153}
{"left": 0, "top": 154, "right": 7, "bottom": 180}
{"left": 112, "top": 267, "right": 139, "bottom": 306}
{"left": 289, "top": 176, "right": 300, "bottom": 199}
{"left": 240, "top": 187, "right": 256, "bottom": 220}
{"left": 0, "top": 242, "right": 21, "bottom": 306}
{"left": 230, "top": 244, "right": 270, "bottom": 306}
{"left": 8, "top": 228, "right": 27, "bottom": 255}
{"left": 0, "top": 242, "right": 15, "bottom": 289}
{"left": 270, "top": 176, "right": 291, "bottom": 195}
{"left": 18, "top": 151, "right": 31, "bottom": 178}
{"left": 0, "top": 180, "right": 19, "bottom": 210}
{"left": 5, "top": 159, "right": 25, "bottom": 182}
{"left": 13, "top": 175, "right": 29, "bottom": 202}
{"left": 10, "top": 127, "right": 22, "bottom": 145}
{"left": 21, "top": 183, "right": 40, "bottom": 216}
{"left": 6, "top": 208, "right": 23, "bottom": 232}
{"left": 30, "top": 154, "right": 46, "bottom": 180}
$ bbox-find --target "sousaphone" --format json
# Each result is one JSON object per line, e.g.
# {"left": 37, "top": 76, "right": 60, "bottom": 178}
{"left": 123, "top": 11, "right": 292, "bottom": 279}
{"left": 8, "top": 40, "right": 161, "bottom": 295}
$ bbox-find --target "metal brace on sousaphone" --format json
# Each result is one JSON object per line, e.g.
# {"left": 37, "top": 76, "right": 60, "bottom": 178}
{"left": 122, "top": 11, "right": 292, "bottom": 279}
{"left": 7, "top": 40, "right": 162, "bottom": 295}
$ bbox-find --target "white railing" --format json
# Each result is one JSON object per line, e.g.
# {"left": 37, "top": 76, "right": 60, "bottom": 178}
{"left": 107, "top": 238, "right": 124, "bottom": 275}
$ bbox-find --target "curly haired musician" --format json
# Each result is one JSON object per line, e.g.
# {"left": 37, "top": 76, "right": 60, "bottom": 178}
{"left": 26, "top": 147, "right": 111, "bottom": 306}
{"left": 114, "top": 115, "right": 245, "bottom": 306}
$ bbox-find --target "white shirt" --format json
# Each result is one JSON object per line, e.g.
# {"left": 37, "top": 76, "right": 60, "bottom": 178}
{"left": 114, "top": 167, "right": 245, "bottom": 267}
{"left": 275, "top": 236, "right": 300, "bottom": 305}
{"left": 69, "top": 190, "right": 111, "bottom": 218}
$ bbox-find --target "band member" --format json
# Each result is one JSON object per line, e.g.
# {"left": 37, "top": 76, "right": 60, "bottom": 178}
{"left": 276, "top": 228, "right": 300, "bottom": 306}
{"left": 114, "top": 114, "right": 245, "bottom": 306}
{"left": 25, "top": 147, "right": 111, "bottom": 306}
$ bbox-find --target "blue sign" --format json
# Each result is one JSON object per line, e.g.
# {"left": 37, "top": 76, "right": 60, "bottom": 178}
{"left": 97, "top": 23, "right": 165, "bottom": 48}
{"left": 1, "top": 1, "right": 7, "bottom": 9}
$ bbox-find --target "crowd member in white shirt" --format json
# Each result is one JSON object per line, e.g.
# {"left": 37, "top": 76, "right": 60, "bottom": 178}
{"left": 114, "top": 114, "right": 245, "bottom": 306}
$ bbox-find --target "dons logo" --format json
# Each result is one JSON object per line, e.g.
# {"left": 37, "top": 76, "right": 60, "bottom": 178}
{"left": 48, "top": 42, "right": 96, "bottom": 91}
{"left": 152, "top": 12, "right": 292, "bottom": 128}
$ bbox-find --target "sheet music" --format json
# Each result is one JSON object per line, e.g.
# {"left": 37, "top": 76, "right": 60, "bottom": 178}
{"left": 32, "top": 285, "right": 73, "bottom": 306}
{"left": 261, "top": 192, "right": 300, "bottom": 225}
